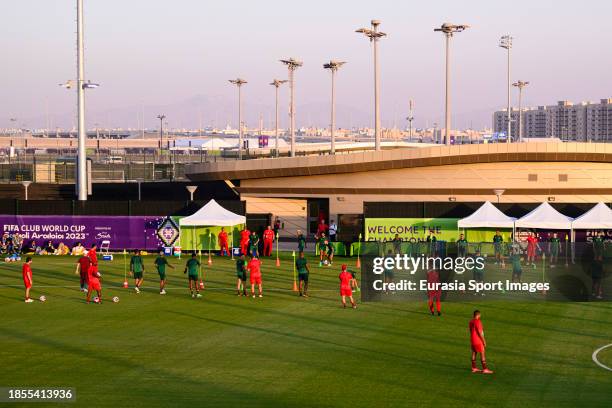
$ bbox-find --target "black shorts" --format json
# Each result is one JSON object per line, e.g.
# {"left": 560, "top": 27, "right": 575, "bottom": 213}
{"left": 298, "top": 273, "right": 309, "bottom": 282}
{"left": 188, "top": 274, "right": 198, "bottom": 281}
{"left": 237, "top": 273, "right": 247, "bottom": 281}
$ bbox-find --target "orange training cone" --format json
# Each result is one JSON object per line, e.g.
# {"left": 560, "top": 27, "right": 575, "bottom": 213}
{"left": 123, "top": 281, "right": 128, "bottom": 289}
{"left": 356, "top": 257, "right": 361, "bottom": 268}
{"left": 199, "top": 280, "right": 205, "bottom": 290}
{"left": 276, "top": 257, "right": 280, "bottom": 267}
{"left": 292, "top": 279, "right": 298, "bottom": 292}
{"left": 208, "top": 252, "right": 212, "bottom": 265}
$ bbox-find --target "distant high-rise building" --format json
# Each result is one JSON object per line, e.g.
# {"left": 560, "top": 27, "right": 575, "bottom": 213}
{"left": 493, "top": 99, "right": 612, "bottom": 141}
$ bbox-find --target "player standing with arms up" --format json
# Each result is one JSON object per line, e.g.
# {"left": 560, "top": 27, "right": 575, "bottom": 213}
{"left": 130, "top": 249, "right": 145, "bottom": 293}
{"left": 469, "top": 310, "right": 493, "bottom": 374}
{"left": 184, "top": 253, "right": 202, "bottom": 298}
{"left": 218, "top": 227, "right": 230, "bottom": 257}
{"left": 339, "top": 264, "right": 356, "bottom": 309}
{"left": 247, "top": 255, "right": 263, "bottom": 298}
{"left": 427, "top": 268, "right": 442, "bottom": 316}
{"left": 154, "top": 250, "right": 174, "bottom": 295}
{"left": 22, "top": 257, "right": 34, "bottom": 303}
{"left": 75, "top": 252, "right": 91, "bottom": 292}
{"left": 263, "top": 225, "right": 275, "bottom": 257}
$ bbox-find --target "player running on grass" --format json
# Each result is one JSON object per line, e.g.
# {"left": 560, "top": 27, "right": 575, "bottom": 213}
{"left": 427, "top": 268, "right": 441, "bottom": 316}
{"left": 130, "top": 249, "right": 145, "bottom": 293}
{"left": 86, "top": 257, "right": 102, "bottom": 304}
{"left": 247, "top": 254, "right": 263, "bottom": 298}
{"left": 154, "top": 251, "right": 174, "bottom": 295}
{"left": 75, "top": 252, "right": 91, "bottom": 292}
{"left": 469, "top": 310, "right": 493, "bottom": 374}
{"left": 339, "top": 264, "right": 356, "bottom": 309}
{"left": 184, "top": 253, "right": 202, "bottom": 298}
{"left": 236, "top": 254, "right": 248, "bottom": 296}
{"left": 296, "top": 251, "right": 310, "bottom": 297}
{"left": 22, "top": 257, "right": 33, "bottom": 303}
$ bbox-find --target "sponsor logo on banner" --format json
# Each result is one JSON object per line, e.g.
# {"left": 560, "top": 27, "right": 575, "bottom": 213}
{"left": 157, "top": 217, "right": 180, "bottom": 247}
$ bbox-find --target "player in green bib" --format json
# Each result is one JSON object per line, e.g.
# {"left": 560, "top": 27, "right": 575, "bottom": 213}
{"left": 154, "top": 251, "right": 174, "bottom": 295}
{"left": 509, "top": 243, "right": 522, "bottom": 283}
{"left": 297, "top": 230, "right": 306, "bottom": 253}
{"left": 318, "top": 233, "right": 327, "bottom": 266}
{"left": 295, "top": 251, "right": 310, "bottom": 297}
{"left": 548, "top": 233, "right": 561, "bottom": 267}
{"left": 184, "top": 253, "right": 202, "bottom": 298}
{"left": 130, "top": 249, "right": 145, "bottom": 294}
{"left": 249, "top": 231, "right": 259, "bottom": 258}
{"left": 457, "top": 233, "right": 468, "bottom": 258}
{"left": 592, "top": 232, "right": 605, "bottom": 261}
{"left": 236, "top": 254, "right": 247, "bottom": 296}
{"left": 493, "top": 231, "right": 504, "bottom": 264}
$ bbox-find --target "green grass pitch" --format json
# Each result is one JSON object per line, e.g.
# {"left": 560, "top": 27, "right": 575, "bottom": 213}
{"left": 0, "top": 253, "right": 610, "bottom": 407}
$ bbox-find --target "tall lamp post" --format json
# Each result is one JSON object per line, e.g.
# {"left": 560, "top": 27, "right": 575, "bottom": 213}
{"left": 356, "top": 20, "right": 386, "bottom": 151}
{"left": 280, "top": 58, "right": 302, "bottom": 157}
{"left": 270, "top": 79, "right": 288, "bottom": 157}
{"left": 157, "top": 114, "right": 166, "bottom": 150}
{"left": 512, "top": 80, "right": 529, "bottom": 142}
{"left": 499, "top": 35, "right": 513, "bottom": 144}
{"left": 406, "top": 99, "right": 414, "bottom": 142}
{"left": 323, "top": 60, "right": 346, "bottom": 155}
{"left": 434, "top": 23, "right": 469, "bottom": 146}
{"left": 229, "top": 78, "right": 247, "bottom": 159}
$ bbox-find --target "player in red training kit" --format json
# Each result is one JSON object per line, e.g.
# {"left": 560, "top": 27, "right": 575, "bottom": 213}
{"left": 87, "top": 243, "right": 99, "bottom": 277}
{"left": 218, "top": 227, "right": 230, "bottom": 257}
{"left": 22, "top": 257, "right": 34, "bottom": 303}
{"left": 339, "top": 264, "right": 356, "bottom": 309}
{"left": 526, "top": 232, "right": 539, "bottom": 268}
{"left": 240, "top": 228, "right": 251, "bottom": 256}
{"left": 427, "top": 268, "right": 442, "bottom": 316}
{"left": 75, "top": 253, "right": 91, "bottom": 292}
{"left": 469, "top": 310, "right": 493, "bottom": 374}
{"left": 262, "top": 225, "right": 275, "bottom": 257}
{"left": 247, "top": 255, "right": 263, "bottom": 298}
{"left": 86, "top": 257, "right": 103, "bottom": 304}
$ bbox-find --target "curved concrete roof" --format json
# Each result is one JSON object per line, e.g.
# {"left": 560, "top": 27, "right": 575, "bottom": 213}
{"left": 185, "top": 142, "right": 612, "bottom": 182}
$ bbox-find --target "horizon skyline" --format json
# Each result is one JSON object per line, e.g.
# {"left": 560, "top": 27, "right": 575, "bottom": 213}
{"left": 3, "top": 0, "right": 611, "bottom": 130}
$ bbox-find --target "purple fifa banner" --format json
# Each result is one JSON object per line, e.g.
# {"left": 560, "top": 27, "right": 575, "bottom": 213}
{"left": 0, "top": 215, "right": 167, "bottom": 251}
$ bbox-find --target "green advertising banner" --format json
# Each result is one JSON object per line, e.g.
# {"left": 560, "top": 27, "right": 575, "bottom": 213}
{"left": 365, "top": 218, "right": 460, "bottom": 241}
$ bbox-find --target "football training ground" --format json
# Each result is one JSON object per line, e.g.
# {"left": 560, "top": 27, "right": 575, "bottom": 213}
{"left": 1, "top": 253, "right": 610, "bottom": 407}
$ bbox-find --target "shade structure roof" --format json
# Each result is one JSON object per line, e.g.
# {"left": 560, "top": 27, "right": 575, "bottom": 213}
{"left": 571, "top": 202, "right": 612, "bottom": 229}
{"left": 179, "top": 199, "right": 246, "bottom": 227}
{"left": 457, "top": 201, "right": 516, "bottom": 229}
{"left": 515, "top": 202, "right": 573, "bottom": 230}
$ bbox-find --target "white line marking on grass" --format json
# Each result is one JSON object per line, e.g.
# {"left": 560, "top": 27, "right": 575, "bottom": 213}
{"left": 0, "top": 284, "right": 339, "bottom": 292}
{"left": 592, "top": 344, "right": 612, "bottom": 372}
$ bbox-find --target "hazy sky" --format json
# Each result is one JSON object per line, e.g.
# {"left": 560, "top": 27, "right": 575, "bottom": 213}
{"left": 2, "top": 0, "right": 611, "bottom": 130}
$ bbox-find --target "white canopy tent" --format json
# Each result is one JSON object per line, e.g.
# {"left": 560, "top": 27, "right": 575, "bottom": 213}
{"left": 458, "top": 201, "right": 516, "bottom": 229}
{"left": 179, "top": 199, "right": 245, "bottom": 226}
{"left": 515, "top": 202, "right": 573, "bottom": 230}
{"left": 572, "top": 202, "right": 612, "bottom": 229}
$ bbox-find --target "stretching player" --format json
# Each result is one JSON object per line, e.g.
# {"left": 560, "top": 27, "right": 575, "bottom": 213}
{"left": 23, "top": 257, "right": 34, "bottom": 303}
{"left": 236, "top": 254, "right": 248, "bottom": 296}
{"left": 339, "top": 264, "right": 356, "bottom": 309}
{"left": 427, "top": 268, "right": 441, "bottom": 316}
{"left": 469, "top": 310, "right": 493, "bottom": 374}
{"left": 184, "top": 253, "right": 202, "bottom": 298}
{"left": 130, "top": 249, "right": 145, "bottom": 293}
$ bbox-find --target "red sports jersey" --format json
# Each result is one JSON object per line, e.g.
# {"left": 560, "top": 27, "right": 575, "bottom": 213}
{"left": 240, "top": 230, "right": 251, "bottom": 243}
{"left": 78, "top": 256, "right": 91, "bottom": 276}
{"left": 469, "top": 318, "right": 484, "bottom": 346}
{"left": 247, "top": 258, "right": 261, "bottom": 277}
{"left": 339, "top": 271, "right": 352, "bottom": 289}
{"left": 22, "top": 263, "right": 32, "bottom": 285}
{"left": 527, "top": 236, "right": 538, "bottom": 248}
{"left": 263, "top": 230, "right": 275, "bottom": 241}
{"left": 218, "top": 231, "right": 228, "bottom": 244}
{"left": 427, "top": 269, "right": 441, "bottom": 296}
{"left": 87, "top": 249, "right": 98, "bottom": 266}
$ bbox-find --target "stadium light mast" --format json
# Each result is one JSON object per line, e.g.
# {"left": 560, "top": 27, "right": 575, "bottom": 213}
{"left": 270, "top": 79, "right": 288, "bottom": 157}
{"left": 499, "top": 35, "right": 513, "bottom": 144}
{"left": 512, "top": 80, "right": 529, "bottom": 142}
{"left": 434, "top": 22, "right": 469, "bottom": 146}
{"left": 229, "top": 78, "right": 247, "bottom": 160}
{"left": 280, "top": 58, "right": 302, "bottom": 157}
{"left": 156, "top": 114, "right": 166, "bottom": 149}
{"left": 406, "top": 99, "right": 414, "bottom": 142}
{"left": 356, "top": 20, "right": 386, "bottom": 151}
{"left": 323, "top": 60, "right": 346, "bottom": 155}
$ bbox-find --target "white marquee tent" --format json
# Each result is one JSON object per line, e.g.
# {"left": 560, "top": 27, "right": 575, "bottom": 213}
{"left": 458, "top": 201, "right": 516, "bottom": 229}
{"left": 571, "top": 202, "right": 612, "bottom": 229}
{"left": 515, "top": 202, "right": 573, "bottom": 230}
{"left": 179, "top": 199, "right": 245, "bottom": 227}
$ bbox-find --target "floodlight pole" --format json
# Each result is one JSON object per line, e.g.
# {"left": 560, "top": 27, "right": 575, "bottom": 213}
{"left": 76, "top": 0, "right": 87, "bottom": 200}
{"left": 434, "top": 23, "right": 469, "bottom": 146}
{"left": 270, "top": 79, "right": 288, "bottom": 157}
{"left": 157, "top": 114, "right": 166, "bottom": 150}
{"left": 280, "top": 58, "right": 303, "bottom": 157}
{"left": 229, "top": 79, "right": 247, "bottom": 159}
{"left": 356, "top": 20, "right": 386, "bottom": 151}
{"left": 324, "top": 61, "right": 346, "bottom": 155}
{"left": 500, "top": 35, "right": 513, "bottom": 144}
{"left": 513, "top": 80, "right": 529, "bottom": 142}
{"left": 406, "top": 99, "right": 414, "bottom": 142}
